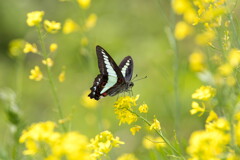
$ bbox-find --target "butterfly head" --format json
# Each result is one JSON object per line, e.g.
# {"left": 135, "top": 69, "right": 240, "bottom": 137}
{"left": 128, "top": 82, "right": 134, "bottom": 88}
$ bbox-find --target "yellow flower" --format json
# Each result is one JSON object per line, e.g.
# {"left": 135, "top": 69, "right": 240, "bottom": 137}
{"left": 189, "top": 51, "right": 205, "bottom": 72}
{"left": 29, "top": 66, "right": 43, "bottom": 81}
{"left": 23, "top": 42, "right": 38, "bottom": 54}
{"left": 142, "top": 135, "right": 166, "bottom": 149}
{"left": 114, "top": 95, "right": 139, "bottom": 125}
{"left": 150, "top": 117, "right": 161, "bottom": 130}
{"left": 44, "top": 20, "right": 61, "bottom": 33}
{"left": 42, "top": 58, "right": 54, "bottom": 67}
{"left": 130, "top": 125, "right": 141, "bottom": 135}
{"left": 81, "top": 90, "right": 98, "bottom": 109}
{"left": 26, "top": 11, "right": 44, "bottom": 27}
{"left": 195, "top": 29, "right": 215, "bottom": 45}
{"left": 84, "top": 13, "right": 97, "bottom": 30}
{"left": 187, "top": 130, "right": 230, "bottom": 159}
{"left": 192, "top": 86, "right": 216, "bottom": 101}
{"left": 206, "top": 118, "right": 230, "bottom": 132}
{"left": 138, "top": 104, "right": 148, "bottom": 113}
{"left": 50, "top": 43, "right": 58, "bottom": 53}
{"left": 174, "top": 21, "right": 193, "bottom": 40}
{"left": 218, "top": 63, "right": 233, "bottom": 76}
{"left": 190, "top": 101, "right": 205, "bottom": 116}
{"left": 206, "top": 110, "right": 218, "bottom": 123}
{"left": 63, "top": 19, "right": 79, "bottom": 34}
{"left": 77, "top": 0, "right": 91, "bottom": 9}
{"left": 58, "top": 70, "right": 66, "bottom": 83}
{"left": 117, "top": 153, "right": 138, "bottom": 160}
{"left": 172, "top": 0, "right": 191, "bottom": 15}
{"left": 8, "top": 39, "right": 25, "bottom": 57}
{"left": 89, "top": 130, "right": 124, "bottom": 159}
{"left": 22, "top": 140, "right": 39, "bottom": 155}
{"left": 228, "top": 48, "right": 240, "bottom": 67}
{"left": 235, "top": 120, "right": 240, "bottom": 146}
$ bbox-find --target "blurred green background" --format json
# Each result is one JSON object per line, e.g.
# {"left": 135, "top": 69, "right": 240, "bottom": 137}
{"left": 0, "top": 0, "right": 203, "bottom": 159}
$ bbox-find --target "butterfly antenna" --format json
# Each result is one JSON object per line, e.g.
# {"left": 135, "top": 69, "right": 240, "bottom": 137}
{"left": 132, "top": 74, "right": 138, "bottom": 81}
{"left": 133, "top": 76, "right": 147, "bottom": 82}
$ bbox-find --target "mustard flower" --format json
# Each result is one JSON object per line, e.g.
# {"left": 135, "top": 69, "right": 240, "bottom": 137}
{"left": 187, "top": 130, "right": 230, "bottom": 159}
{"left": 23, "top": 42, "right": 38, "bottom": 54}
{"left": 130, "top": 125, "right": 141, "bottom": 135}
{"left": 138, "top": 104, "right": 148, "bottom": 113}
{"left": 190, "top": 101, "right": 205, "bottom": 116}
{"left": 84, "top": 13, "right": 97, "bottom": 30}
{"left": 8, "top": 39, "right": 25, "bottom": 56}
{"left": 174, "top": 21, "right": 193, "bottom": 40}
{"left": 172, "top": 0, "right": 191, "bottom": 15}
{"left": 195, "top": 29, "right": 215, "bottom": 45}
{"left": 228, "top": 49, "right": 240, "bottom": 67}
{"left": 117, "top": 153, "right": 138, "bottom": 160}
{"left": 42, "top": 58, "right": 54, "bottom": 67}
{"left": 188, "top": 51, "right": 205, "bottom": 72}
{"left": 58, "top": 71, "right": 65, "bottom": 83}
{"left": 29, "top": 66, "right": 43, "bottom": 81}
{"left": 142, "top": 135, "right": 166, "bottom": 149}
{"left": 50, "top": 43, "right": 58, "bottom": 53}
{"left": 26, "top": 11, "right": 44, "bottom": 27}
{"left": 192, "top": 86, "right": 216, "bottom": 101}
{"left": 206, "top": 118, "right": 230, "bottom": 132}
{"left": 44, "top": 20, "right": 61, "bottom": 33}
{"left": 81, "top": 90, "right": 98, "bottom": 109}
{"left": 77, "top": 0, "right": 91, "bottom": 9}
{"left": 150, "top": 117, "right": 161, "bottom": 130}
{"left": 206, "top": 110, "right": 218, "bottom": 123}
{"left": 89, "top": 130, "right": 124, "bottom": 159}
{"left": 235, "top": 120, "right": 240, "bottom": 146}
{"left": 63, "top": 19, "right": 79, "bottom": 34}
{"left": 218, "top": 63, "right": 233, "bottom": 76}
{"left": 114, "top": 95, "right": 139, "bottom": 125}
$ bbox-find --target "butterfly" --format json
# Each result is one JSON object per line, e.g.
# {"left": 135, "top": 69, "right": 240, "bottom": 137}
{"left": 88, "top": 45, "right": 134, "bottom": 100}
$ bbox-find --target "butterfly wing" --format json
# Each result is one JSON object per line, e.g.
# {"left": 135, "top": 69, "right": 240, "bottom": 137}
{"left": 88, "top": 45, "right": 125, "bottom": 100}
{"left": 119, "top": 56, "right": 134, "bottom": 82}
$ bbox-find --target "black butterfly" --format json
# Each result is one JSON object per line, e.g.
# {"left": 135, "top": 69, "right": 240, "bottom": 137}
{"left": 88, "top": 45, "right": 134, "bottom": 100}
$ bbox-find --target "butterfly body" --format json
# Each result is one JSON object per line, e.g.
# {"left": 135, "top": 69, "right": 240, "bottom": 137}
{"left": 88, "top": 45, "right": 134, "bottom": 100}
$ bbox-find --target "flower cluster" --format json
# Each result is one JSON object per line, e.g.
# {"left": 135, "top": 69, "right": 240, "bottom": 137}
{"left": 190, "top": 85, "right": 216, "bottom": 116}
{"left": 20, "top": 121, "right": 124, "bottom": 160}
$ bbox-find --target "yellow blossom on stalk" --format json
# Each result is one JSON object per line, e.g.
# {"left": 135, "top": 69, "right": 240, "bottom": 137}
{"left": 206, "top": 110, "right": 218, "bottom": 123}
{"left": 206, "top": 118, "right": 230, "bottom": 132}
{"left": 172, "top": 0, "right": 191, "bottom": 15}
{"left": 114, "top": 95, "right": 139, "bottom": 125}
{"left": 8, "top": 39, "right": 25, "bottom": 57}
{"left": 138, "top": 104, "right": 148, "bottom": 113}
{"left": 89, "top": 130, "right": 124, "bottom": 159}
{"left": 228, "top": 49, "right": 240, "bottom": 67}
{"left": 23, "top": 42, "right": 38, "bottom": 54}
{"left": 29, "top": 66, "right": 43, "bottom": 81}
{"left": 130, "top": 125, "right": 141, "bottom": 135}
{"left": 150, "top": 117, "right": 161, "bottom": 130}
{"left": 235, "top": 112, "right": 240, "bottom": 121}
{"left": 84, "top": 13, "right": 97, "bottom": 30}
{"left": 117, "top": 153, "right": 138, "bottom": 160}
{"left": 190, "top": 101, "right": 205, "bottom": 116}
{"left": 77, "top": 0, "right": 91, "bottom": 9}
{"left": 44, "top": 20, "right": 61, "bottom": 33}
{"left": 192, "top": 85, "right": 216, "bottom": 101}
{"left": 50, "top": 43, "right": 58, "bottom": 53}
{"left": 195, "top": 29, "right": 215, "bottom": 45}
{"left": 26, "top": 11, "right": 44, "bottom": 27}
{"left": 235, "top": 120, "right": 240, "bottom": 146}
{"left": 63, "top": 19, "right": 79, "bottom": 34}
{"left": 174, "top": 21, "right": 193, "bottom": 40}
{"left": 142, "top": 135, "right": 166, "bottom": 149}
{"left": 187, "top": 130, "right": 230, "bottom": 159}
{"left": 218, "top": 63, "right": 233, "bottom": 76}
{"left": 58, "top": 70, "right": 65, "bottom": 83}
{"left": 42, "top": 58, "right": 54, "bottom": 67}
{"left": 189, "top": 51, "right": 205, "bottom": 72}
{"left": 81, "top": 90, "right": 98, "bottom": 109}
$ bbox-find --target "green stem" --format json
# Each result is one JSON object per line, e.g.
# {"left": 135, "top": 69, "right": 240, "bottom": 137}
{"left": 36, "top": 25, "right": 66, "bottom": 132}
{"left": 127, "top": 109, "right": 185, "bottom": 160}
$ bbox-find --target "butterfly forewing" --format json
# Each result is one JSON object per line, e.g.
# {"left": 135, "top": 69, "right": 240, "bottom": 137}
{"left": 119, "top": 56, "right": 134, "bottom": 82}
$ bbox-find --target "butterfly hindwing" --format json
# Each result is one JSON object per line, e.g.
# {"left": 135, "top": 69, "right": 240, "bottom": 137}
{"left": 119, "top": 56, "right": 134, "bottom": 82}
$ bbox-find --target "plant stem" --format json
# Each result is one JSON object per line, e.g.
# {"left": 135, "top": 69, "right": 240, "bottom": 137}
{"left": 37, "top": 25, "right": 66, "bottom": 132}
{"left": 127, "top": 109, "right": 185, "bottom": 160}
